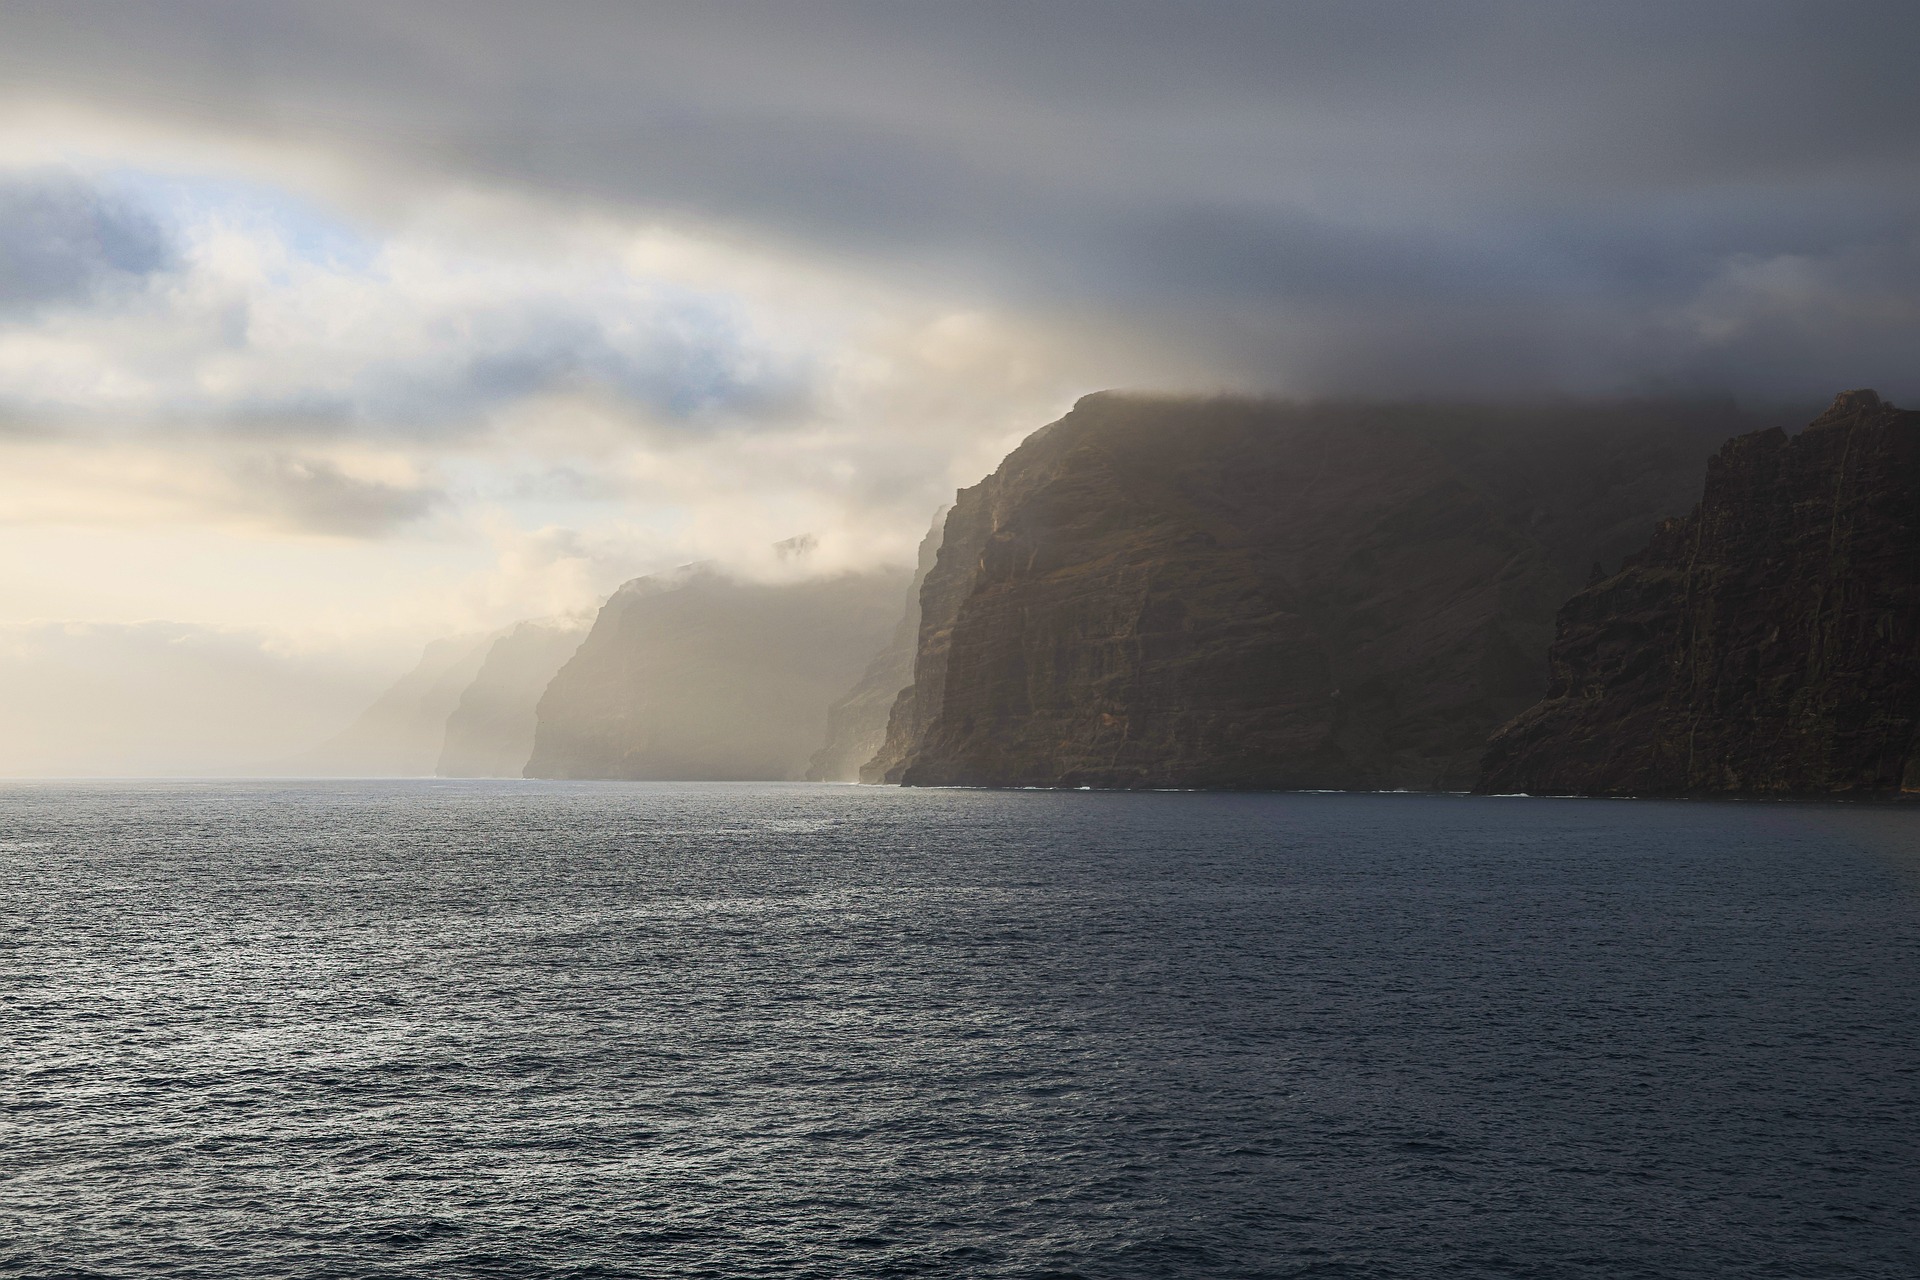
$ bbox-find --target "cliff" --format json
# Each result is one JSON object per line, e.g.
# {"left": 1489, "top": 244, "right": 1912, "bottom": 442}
{"left": 524, "top": 563, "right": 910, "bottom": 781}
{"left": 1477, "top": 390, "right": 1920, "bottom": 797}
{"left": 864, "top": 489, "right": 999, "bottom": 784}
{"left": 807, "top": 510, "right": 946, "bottom": 782}
{"left": 876, "top": 394, "right": 1767, "bottom": 790}
{"left": 436, "top": 619, "right": 588, "bottom": 778}
{"left": 290, "top": 633, "right": 492, "bottom": 776}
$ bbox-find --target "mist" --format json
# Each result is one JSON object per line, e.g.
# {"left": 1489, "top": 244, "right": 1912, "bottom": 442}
{"left": 0, "top": 622, "right": 393, "bottom": 777}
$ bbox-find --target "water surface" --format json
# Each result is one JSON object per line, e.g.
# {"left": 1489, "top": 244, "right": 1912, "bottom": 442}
{"left": 6, "top": 782, "right": 1919, "bottom": 1278}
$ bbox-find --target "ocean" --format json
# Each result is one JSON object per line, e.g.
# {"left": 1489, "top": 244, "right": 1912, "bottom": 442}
{"left": 6, "top": 781, "right": 1919, "bottom": 1279}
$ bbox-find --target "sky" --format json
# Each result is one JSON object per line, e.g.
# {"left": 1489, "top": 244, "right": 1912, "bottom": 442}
{"left": 1, "top": 1, "right": 1917, "bottom": 771}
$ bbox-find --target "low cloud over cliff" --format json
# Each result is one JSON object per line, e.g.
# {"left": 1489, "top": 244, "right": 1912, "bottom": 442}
{"left": 5, "top": 2, "right": 1917, "bottom": 399}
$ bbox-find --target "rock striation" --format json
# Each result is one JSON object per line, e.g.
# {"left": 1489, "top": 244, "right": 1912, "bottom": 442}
{"left": 1478, "top": 390, "right": 1920, "bottom": 797}
{"left": 807, "top": 511, "right": 946, "bottom": 782}
{"left": 436, "top": 619, "right": 588, "bottom": 778}
{"left": 874, "top": 393, "right": 1769, "bottom": 790}
{"left": 525, "top": 563, "right": 909, "bottom": 781}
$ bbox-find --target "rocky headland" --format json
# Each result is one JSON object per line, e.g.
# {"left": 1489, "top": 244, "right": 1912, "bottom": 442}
{"left": 296, "top": 391, "right": 1913, "bottom": 796}
{"left": 869, "top": 394, "right": 1771, "bottom": 790}
{"left": 1477, "top": 390, "right": 1920, "bottom": 798}
{"left": 525, "top": 562, "right": 909, "bottom": 781}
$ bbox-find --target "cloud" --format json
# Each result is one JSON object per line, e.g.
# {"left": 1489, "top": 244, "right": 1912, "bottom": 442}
{"left": 0, "top": 157, "right": 1106, "bottom": 571}
{"left": 230, "top": 454, "right": 443, "bottom": 536}
{"left": 0, "top": 436, "right": 445, "bottom": 539}
{"left": 2, "top": 1, "right": 1916, "bottom": 396}
{"left": 0, "top": 169, "right": 173, "bottom": 315}
{"left": 0, "top": 168, "right": 812, "bottom": 436}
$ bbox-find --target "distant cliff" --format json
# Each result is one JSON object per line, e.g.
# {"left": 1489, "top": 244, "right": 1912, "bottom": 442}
{"left": 1478, "top": 390, "right": 1920, "bottom": 798}
{"left": 807, "top": 511, "right": 946, "bottom": 782}
{"left": 525, "top": 564, "right": 910, "bottom": 781}
{"left": 436, "top": 619, "right": 587, "bottom": 778}
{"left": 876, "top": 394, "right": 1768, "bottom": 790}
{"left": 290, "top": 633, "right": 492, "bottom": 776}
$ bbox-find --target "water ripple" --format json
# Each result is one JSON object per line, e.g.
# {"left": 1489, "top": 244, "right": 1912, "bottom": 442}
{"left": 4, "top": 781, "right": 1919, "bottom": 1278}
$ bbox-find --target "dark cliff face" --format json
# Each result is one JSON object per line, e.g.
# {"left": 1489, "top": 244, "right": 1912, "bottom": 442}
{"left": 525, "top": 564, "right": 909, "bottom": 781}
{"left": 807, "top": 511, "right": 946, "bottom": 782}
{"left": 1478, "top": 391, "right": 1920, "bottom": 798}
{"left": 880, "top": 394, "right": 1761, "bottom": 790}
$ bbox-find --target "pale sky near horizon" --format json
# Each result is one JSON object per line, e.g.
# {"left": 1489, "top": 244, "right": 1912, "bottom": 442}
{"left": 2, "top": 1, "right": 1917, "bottom": 771}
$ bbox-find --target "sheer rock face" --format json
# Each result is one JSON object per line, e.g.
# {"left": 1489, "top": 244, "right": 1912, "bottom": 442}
{"left": 1478, "top": 391, "right": 1920, "bottom": 798}
{"left": 435, "top": 620, "right": 587, "bottom": 778}
{"left": 880, "top": 393, "right": 1756, "bottom": 790}
{"left": 524, "top": 565, "right": 910, "bottom": 781}
{"left": 863, "top": 498, "right": 995, "bottom": 784}
{"left": 806, "top": 511, "right": 946, "bottom": 782}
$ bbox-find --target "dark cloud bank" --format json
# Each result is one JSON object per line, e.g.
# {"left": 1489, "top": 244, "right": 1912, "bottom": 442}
{"left": 3, "top": 1, "right": 1918, "bottom": 397}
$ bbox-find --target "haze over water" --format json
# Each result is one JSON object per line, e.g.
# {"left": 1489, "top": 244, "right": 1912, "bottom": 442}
{"left": 7, "top": 782, "right": 1918, "bottom": 1278}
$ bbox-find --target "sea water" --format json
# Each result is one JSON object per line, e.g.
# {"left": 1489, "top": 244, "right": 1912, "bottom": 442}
{"left": 5, "top": 781, "right": 1919, "bottom": 1278}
